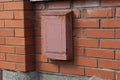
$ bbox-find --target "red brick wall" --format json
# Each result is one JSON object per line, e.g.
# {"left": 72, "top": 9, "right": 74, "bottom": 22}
{"left": 35, "top": 0, "right": 120, "bottom": 80}
{"left": 1, "top": 0, "right": 120, "bottom": 80}
{"left": 0, "top": 0, "right": 35, "bottom": 72}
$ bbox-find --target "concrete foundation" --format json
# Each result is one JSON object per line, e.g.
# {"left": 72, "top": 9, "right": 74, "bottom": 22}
{"left": 39, "top": 71, "right": 88, "bottom": 80}
{"left": 2, "top": 70, "right": 107, "bottom": 80}
{"left": 2, "top": 70, "right": 39, "bottom": 80}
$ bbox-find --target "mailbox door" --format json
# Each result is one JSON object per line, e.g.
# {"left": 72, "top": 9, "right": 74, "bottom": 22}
{"left": 41, "top": 11, "right": 72, "bottom": 60}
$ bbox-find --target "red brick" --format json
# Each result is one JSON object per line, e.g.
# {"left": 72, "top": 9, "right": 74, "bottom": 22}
{"left": 5, "top": 20, "right": 24, "bottom": 28}
{"left": 74, "top": 19, "right": 99, "bottom": 28}
{"left": 36, "top": 54, "right": 48, "bottom": 62}
{"left": 6, "top": 38, "right": 34, "bottom": 46}
{"left": 99, "top": 59, "right": 120, "bottom": 70}
{"left": 0, "top": 4, "right": 3, "bottom": 10}
{"left": 6, "top": 54, "right": 25, "bottom": 62}
{"left": 16, "top": 63, "right": 35, "bottom": 72}
{"left": 4, "top": 2, "right": 24, "bottom": 10}
{"left": 0, "top": 62, "right": 15, "bottom": 70}
{"left": 25, "top": 29, "right": 34, "bottom": 37}
{"left": 15, "top": 29, "right": 34, "bottom": 37}
{"left": 24, "top": 2, "right": 33, "bottom": 10}
{"left": 86, "top": 29, "right": 114, "bottom": 38}
{"left": 74, "top": 48, "right": 84, "bottom": 56}
{"left": 74, "top": 58, "right": 97, "bottom": 67}
{"left": 101, "top": 19, "right": 120, "bottom": 28}
{"left": 24, "top": 20, "right": 34, "bottom": 28}
{"left": 86, "top": 68, "right": 115, "bottom": 80}
{"left": 0, "top": 30, "right": 14, "bottom": 37}
{"left": 6, "top": 54, "right": 34, "bottom": 63}
{"left": 6, "top": 38, "right": 33, "bottom": 46}
{"left": 14, "top": 11, "right": 34, "bottom": 19}
{"left": 74, "top": 39, "right": 98, "bottom": 48}
{"left": 15, "top": 29, "right": 25, "bottom": 37}
{"left": 101, "top": 40, "right": 120, "bottom": 48}
{"left": 74, "top": 0, "right": 100, "bottom": 8}
{"left": 0, "top": 20, "right": 4, "bottom": 28}
{"left": 36, "top": 20, "right": 41, "bottom": 28}
{"left": 116, "top": 8, "right": 120, "bottom": 17}
{"left": 36, "top": 37, "right": 41, "bottom": 45}
{"left": 16, "top": 47, "right": 26, "bottom": 54}
{"left": 5, "top": 20, "right": 33, "bottom": 28}
{"left": 0, "top": 53, "right": 5, "bottom": 61}
{"left": 86, "top": 8, "right": 114, "bottom": 18}
{"left": 0, "top": 12, "right": 13, "bottom": 19}
{"left": 36, "top": 12, "right": 41, "bottom": 19}
{"left": 14, "top": 11, "right": 24, "bottom": 19}
{"left": 0, "top": 38, "right": 4, "bottom": 44}
{"left": 86, "top": 48, "right": 114, "bottom": 59}
{"left": 23, "top": 55, "right": 35, "bottom": 62}
{"left": 6, "top": 38, "right": 25, "bottom": 46}
{"left": 25, "top": 38, "right": 34, "bottom": 45}
{"left": 0, "top": 46, "right": 14, "bottom": 53}
{"left": 60, "top": 66, "right": 84, "bottom": 76}
{"left": 36, "top": 46, "right": 41, "bottom": 53}
{"left": 117, "top": 72, "right": 120, "bottom": 80}
{"left": 116, "top": 50, "right": 120, "bottom": 59}
{"left": 25, "top": 11, "right": 34, "bottom": 19}
{"left": 73, "top": 10, "right": 81, "bottom": 18}
{"left": 37, "top": 63, "right": 58, "bottom": 72}
{"left": 16, "top": 46, "right": 34, "bottom": 54}
{"left": 102, "top": 0, "right": 120, "bottom": 6}
{"left": 46, "top": 1, "right": 70, "bottom": 9}
{"left": 0, "top": 0, "right": 12, "bottom": 2}
{"left": 73, "top": 29, "right": 85, "bottom": 38}
{"left": 35, "top": 29, "right": 41, "bottom": 36}
{"left": 116, "top": 30, "right": 120, "bottom": 38}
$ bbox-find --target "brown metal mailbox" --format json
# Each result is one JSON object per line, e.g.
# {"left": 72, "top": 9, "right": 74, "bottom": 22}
{"left": 41, "top": 11, "right": 72, "bottom": 60}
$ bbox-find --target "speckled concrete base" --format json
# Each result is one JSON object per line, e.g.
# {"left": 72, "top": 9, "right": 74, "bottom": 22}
{"left": 2, "top": 70, "right": 107, "bottom": 80}
{"left": 39, "top": 71, "right": 88, "bottom": 80}
{"left": 2, "top": 70, "right": 39, "bottom": 80}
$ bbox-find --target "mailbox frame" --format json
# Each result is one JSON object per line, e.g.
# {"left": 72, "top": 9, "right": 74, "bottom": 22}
{"left": 41, "top": 11, "right": 73, "bottom": 60}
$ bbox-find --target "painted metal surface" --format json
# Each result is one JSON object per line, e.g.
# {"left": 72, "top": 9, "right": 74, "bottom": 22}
{"left": 41, "top": 11, "right": 72, "bottom": 60}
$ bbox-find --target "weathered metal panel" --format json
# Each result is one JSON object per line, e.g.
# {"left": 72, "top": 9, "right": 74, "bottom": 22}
{"left": 41, "top": 11, "right": 72, "bottom": 60}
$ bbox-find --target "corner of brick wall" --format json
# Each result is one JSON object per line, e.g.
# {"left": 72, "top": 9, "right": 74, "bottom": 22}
{"left": 0, "top": 0, "right": 35, "bottom": 72}
{"left": 1, "top": 0, "right": 120, "bottom": 80}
